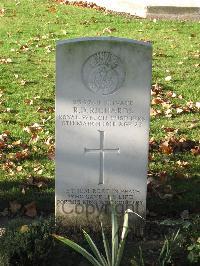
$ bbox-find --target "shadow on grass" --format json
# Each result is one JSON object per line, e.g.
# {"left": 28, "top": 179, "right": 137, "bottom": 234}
{"left": 0, "top": 179, "right": 55, "bottom": 213}
{"left": 40, "top": 98, "right": 55, "bottom": 104}
{"left": 0, "top": 149, "right": 199, "bottom": 219}
{"left": 1, "top": 118, "right": 17, "bottom": 124}
{"left": 147, "top": 175, "right": 200, "bottom": 216}
{"left": 1, "top": 175, "right": 199, "bottom": 219}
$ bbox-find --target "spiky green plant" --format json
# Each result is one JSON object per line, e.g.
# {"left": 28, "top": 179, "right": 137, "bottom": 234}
{"left": 158, "top": 229, "right": 180, "bottom": 266}
{"left": 53, "top": 201, "right": 143, "bottom": 266}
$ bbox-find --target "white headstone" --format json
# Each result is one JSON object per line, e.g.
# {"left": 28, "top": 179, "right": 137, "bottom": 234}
{"left": 56, "top": 37, "right": 152, "bottom": 231}
{"left": 67, "top": 0, "right": 200, "bottom": 19}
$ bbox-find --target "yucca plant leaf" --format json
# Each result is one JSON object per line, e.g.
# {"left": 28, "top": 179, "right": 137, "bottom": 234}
{"left": 83, "top": 230, "right": 106, "bottom": 265}
{"left": 53, "top": 234, "right": 102, "bottom": 266}
{"left": 116, "top": 209, "right": 144, "bottom": 266}
{"left": 158, "top": 230, "right": 180, "bottom": 265}
{"left": 101, "top": 221, "right": 112, "bottom": 266}
{"left": 111, "top": 199, "right": 119, "bottom": 266}
{"left": 139, "top": 246, "right": 145, "bottom": 266}
{"left": 101, "top": 254, "right": 109, "bottom": 266}
{"left": 115, "top": 211, "right": 129, "bottom": 266}
{"left": 115, "top": 232, "right": 129, "bottom": 266}
{"left": 121, "top": 211, "right": 129, "bottom": 241}
{"left": 173, "top": 229, "right": 180, "bottom": 242}
{"left": 159, "top": 238, "right": 169, "bottom": 263}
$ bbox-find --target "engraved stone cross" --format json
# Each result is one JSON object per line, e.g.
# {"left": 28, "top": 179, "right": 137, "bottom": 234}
{"left": 84, "top": 130, "right": 120, "bottom": 185}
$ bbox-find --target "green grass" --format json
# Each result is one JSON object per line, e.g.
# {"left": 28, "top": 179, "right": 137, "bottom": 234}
{"left": 0, "top": 0, "right": 199, "bottom": 215}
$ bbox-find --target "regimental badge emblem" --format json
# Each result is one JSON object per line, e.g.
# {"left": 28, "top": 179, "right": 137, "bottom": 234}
{"left": 82, "top": 51, "right": 125, "bottom": 95}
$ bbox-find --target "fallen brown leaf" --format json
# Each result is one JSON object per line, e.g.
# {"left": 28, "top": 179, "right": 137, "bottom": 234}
{"left": 48, "top": 6, "right": 57, "bottom": 13}
{"left": 149, "top": 138, "right": 159, "bottom": 151}
{"left": 15, "top": 149, "right": 29, "bottom": 160}
{"left": 151, "top": 97, "right": 164, "bottom": 105}
{"left": 191, "top": 146, "right": 200, "bottom": 156}
{"left": 103, "top": 27, "right": 116, "bottom": 34}
{"left": 0, "top": 8, "right": 5, "bottom": 16}
{"left": 150, "top": 108, "right": 162, "bottom": 116}
{"left": 45, "top": 137, "right": 54, "bottom": 146}
{"left": 30, "top": 133, "right": 39, "bottom": 143}
{"left": 24, "top": 99, "right": 33, "bottom": 105}
{"left": 23, "top": 123, "right": 43, "bottom": 134}
{"left": 3, "top": 161, "right": 15, "bottom": 171}
{"left": 176, "top": 160, "right": 189, "bottom": 168}
{"left": 162, "top": 126, "right": 178, "bottom": 133}
{"left": 25, "top": 176, "right": 48, "bottom": 189}
{"left": 0, "top": 141, "right": 6, "bottom": 149}
{"left": 9, "top": 201, "right": 21, "bottom": 214}
{"left": 166, "top": 91, "right": 176, "bottom": 98}
{"left": 12, "top": 140, "right": 21, "bottom": 146}
{"left": 20, "top": 225, "right": 29, "bottom": 233}
{"left": 20, "top": 45, "right": 29, "bottom": 52}
{"left": 151, "top": 83, "right": 162, "bottom": 95}
{"left": 16, "top": 165, "right": 23, "bottom": 172}
{"left": 0, "top": 58, "right": 12, "bottom": 64}
{"left": 24, "top": 201, "right": 37, "bottom": 218}
{"left": 159, "top": 141, "right": 173, "bottom": 154}
{"left": 57, "top": 0, "right": 106, "bottom": 12}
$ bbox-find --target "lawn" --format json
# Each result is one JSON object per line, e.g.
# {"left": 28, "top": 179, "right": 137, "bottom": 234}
{"left": 0, "top": 0, "right": 199, "bottom": 219}
{"left": 0, "top": 1, "right": 200, "bottom": 265}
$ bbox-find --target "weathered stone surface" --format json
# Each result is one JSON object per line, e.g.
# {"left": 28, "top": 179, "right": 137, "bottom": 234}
{"left": 56, "top": 37, "right": 152, "bottom": 231}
